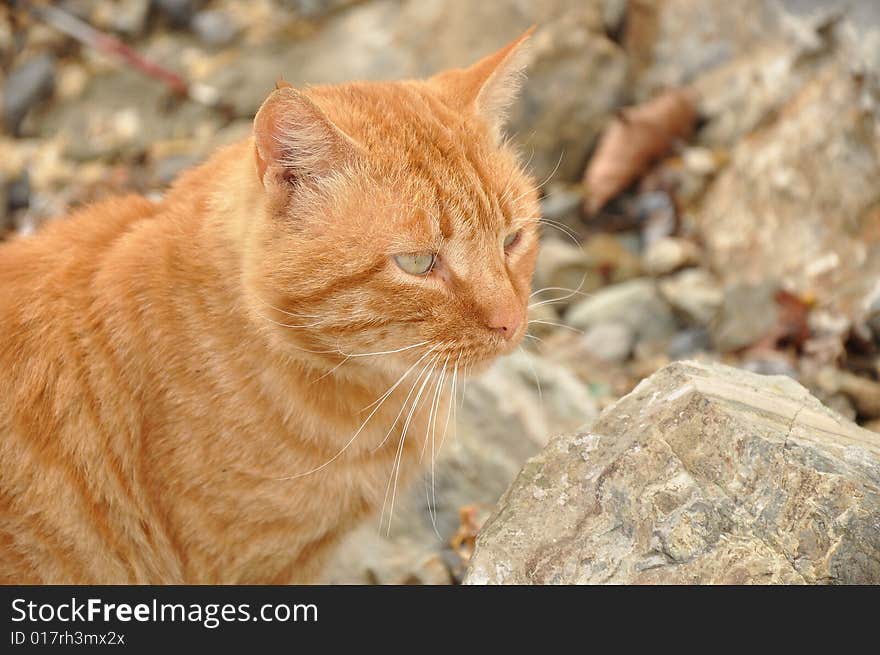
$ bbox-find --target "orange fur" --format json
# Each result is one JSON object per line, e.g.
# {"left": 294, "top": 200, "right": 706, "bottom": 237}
{"left": 0, "top": 33, "right": 539, "bottom": 584}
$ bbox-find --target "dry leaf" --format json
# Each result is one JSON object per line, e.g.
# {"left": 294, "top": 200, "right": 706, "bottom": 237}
{"left": 584, "top": 88, "right": 698, "bottom": 214}
{"left": 750, "top": 290, "right": 813, "bottom": 353}
{"left": 449, "top": 504, "right": 486, "bottom": 564}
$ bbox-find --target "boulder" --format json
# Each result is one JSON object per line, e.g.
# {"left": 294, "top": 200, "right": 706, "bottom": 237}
{"left": 204, "top": 0, "right": 627, "bottom": 183}
{"left": 465, "top": 360, "right": 880, "bottom": 584}
{"left": 694, "top": 55, "right": 880, "bottom": 323}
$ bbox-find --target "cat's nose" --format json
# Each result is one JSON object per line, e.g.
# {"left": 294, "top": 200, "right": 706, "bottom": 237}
{"left": 485, "top": 304, "right": 523, "bottom": 340}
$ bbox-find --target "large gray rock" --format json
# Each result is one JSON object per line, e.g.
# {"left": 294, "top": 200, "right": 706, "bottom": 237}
{"left": 322, "top": 350, "right": 598, "bottom": 584}
{"left": 204, "top": 0, "right": 626, "bottom": 183}
{"left": 626, "top": 0, "right": 784, "bottom": 98}
{"left": 465, "top": 360, "right": 880, "bottom": 584}
{"left": 694, "top": 54, "right": 880, "bottom": 323}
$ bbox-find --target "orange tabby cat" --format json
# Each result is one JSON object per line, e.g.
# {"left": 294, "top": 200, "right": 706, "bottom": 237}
{"left": 0, "top": 31, "right": 539, "bottom": 583}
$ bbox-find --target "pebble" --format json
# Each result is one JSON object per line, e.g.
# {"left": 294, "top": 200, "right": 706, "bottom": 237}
{"left": 637, "top": 191, "right": 678, "bottom": 246}
{"left": 154, "top": 0, "right": 196, "bottom": 28}
{"left": 7, "top": 172, "right": 31, "bottom": 211}
{"left": 642, "top": 236, "right": 701, "bottom": 276}
{"left": 658, "top": 268, "right": 723, "bottom": 326}
{"left": 710, "top": 281, "right": 779, "bottom": 352}
{"left": 3, "top": 55, "right": 56, "bottom": 135}
{"left": 581, "top": 321, "right": 635, "bottom": 363}
{"left": 94, "top": 0, "right": 151, "bottom": 36}
{"left": 539, "top": 185, "right": 585, "bottom": 239}
{"left": 741, "top": 353, "right": 798, "bottom": 378}
{"left": 667, "top": 327, "right": 712, "bottom": 359}
{"left": 565, "top": 278, "right": 678, "bottom": 343}
{"left": 0, "top": 183, "right": 10, "bottom": 234}
{"left": 192, "top": 10, "right": 241, "bottom": 47}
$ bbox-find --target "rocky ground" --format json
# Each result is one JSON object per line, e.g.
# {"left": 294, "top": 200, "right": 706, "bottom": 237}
{"left": 2, "top": 1, "right": 879, "bottom": 584}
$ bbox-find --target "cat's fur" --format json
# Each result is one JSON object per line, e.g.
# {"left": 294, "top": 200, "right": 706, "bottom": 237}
{"left": 0, "top": 31, "right": 539, "bottom": 583}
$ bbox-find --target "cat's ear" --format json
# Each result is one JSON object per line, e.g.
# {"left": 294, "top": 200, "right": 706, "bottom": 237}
{"left": 253, "top": 86, "right": 360, "bottom": 187}
{"left": 431, "top": 26, "right": 535, "bottom": 140}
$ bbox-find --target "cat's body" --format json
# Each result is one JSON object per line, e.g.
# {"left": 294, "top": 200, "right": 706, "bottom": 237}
{"left": 0, "top": 33, "right": 539, "bottom": 583}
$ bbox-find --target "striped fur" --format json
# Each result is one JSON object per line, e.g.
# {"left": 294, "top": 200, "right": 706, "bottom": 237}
{"left": 0, "top": 32, "right": 539, "bottom": 583}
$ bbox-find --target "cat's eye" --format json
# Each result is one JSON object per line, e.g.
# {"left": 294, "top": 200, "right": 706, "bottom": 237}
{"left": 394, "top": 253, "right": 436, "bottom": 276}
{"left": 503, "top": 230, "right": 522, "bottom": 251}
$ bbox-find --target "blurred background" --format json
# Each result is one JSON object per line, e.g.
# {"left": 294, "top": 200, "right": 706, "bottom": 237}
{"left": 1, "top": 0, "right": 878, "bottom": 583}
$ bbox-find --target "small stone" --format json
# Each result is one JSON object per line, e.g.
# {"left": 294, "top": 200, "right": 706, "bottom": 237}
{"left": 637, "top": 191, "right": 678, "bottom": 246}
{"left": 539, "top": 185, "right": 585, "bottom": 239}
{"left": 3, "top": 55, "right": 56, "bottom": 135}
{"left": 7, "top": 172, "right": 30, "bottom": 211}
{"left": 0, "top": 183, "right": 10, "bottom": 234}
{"left": 812, "top": 368, "right": 880, "bottom": 420}
{"left": 154, "top": 0, "right": 196, "bottom": 28}
{"left": 642, "top": 236, "right": 701, "bottom": 276}
{"left": 863, "top": 282, "right": 880, "bottom": 341}
{"left": 741, "top": 353, "right": 797, "bottom": 379}
{"left": 682, "top": 146, "right": 723, "bottom": 176}
{"left": 284, "top": 0, "right": 359, "bottom": 19}
{"left": 580, "top": 321, "right": 635, "bottom": 363}
{"left": 658, "top": 268, "right": 723, "bottom": 327}
{"left": 532, "top": 235, "right": 641, "bottom": 312}
{"left": 94, "top": 0, "right": 151, "bottom": 36}
{"left": 667, "top": 327, "right": 712, "bottom": 360}
{"left": 192, "top": 10, "right": 241, "bottom": 47}
{"left": 565, "top": 278, "right": 677, "bottom": 343}
{"left": 711, "top": 281, "right": 779, "bottom": 352}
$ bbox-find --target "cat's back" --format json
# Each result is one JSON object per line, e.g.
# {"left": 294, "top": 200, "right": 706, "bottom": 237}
{"left": 0, "top": 195, "right": 160, "bottom": 381}
{"left": 0, "top": 194, "right": 167, "bottom": 583}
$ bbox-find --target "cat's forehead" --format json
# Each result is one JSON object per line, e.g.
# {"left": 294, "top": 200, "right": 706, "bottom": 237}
{"left": 312, "top": 81, "right": 534, "bottom": 233}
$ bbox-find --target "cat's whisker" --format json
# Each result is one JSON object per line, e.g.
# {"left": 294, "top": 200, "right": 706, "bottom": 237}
{"left": 309, "top": 354, "right": 352, "bottom": 385}
{"left": 508, "top": 150, "right": 565, "bottom": 206}
{"left": 423, "top": 353, "right": 449, "bottom": 540}
{"left": 370, "top": 351, "right": 440, "bottom": 455}
{"left": 339, "top": 340, "right": 430, "bottom": 359}
{"left": 439, "top": 352, "right": 461, "bottom": 453}
{"left": 523, "top": 333, "right": 544, "bottom": 344}
{"left": 362, "top": 345, "right": 440, "bottom": 414}
{"left": 527, "top": 319, "right": 584, "bottom": 334}
{"left": 420, "top": 355, "right": 448, "bottom": 464}
{"left": 529, "top": 276, "right": 591, "bottom": 302}
{"left": 528, "top": 277, "right": 592, "bottom": 316}
{"left": 381, "top": 356, "right": 439, "bottom": 535}
{"left": 310, "top": 339, "right": 432, "bottom": 384}
{"left": 498, "top": 146, "right": 535, "bottom": 207}
{"left": 277, "top": 345, "right": 439, "bottom": 480}
{"left": 254, "top": 293, "right": 323, "bottom": 320}
{"left": 255, "top": 311, "right": 329, "bottom": 330}
{"left": 538, "top": 219, "right": 582, "bottom": 248}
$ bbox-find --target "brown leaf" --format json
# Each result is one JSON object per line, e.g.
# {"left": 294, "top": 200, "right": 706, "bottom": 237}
{"left": 751, "top": 290, "right": 813, "bottom": 352}
{"left": 449, "top": 504, "right": 486, "bottom": 564}
{"left": 584, "top": 89, "right": 698, "bottom": 214}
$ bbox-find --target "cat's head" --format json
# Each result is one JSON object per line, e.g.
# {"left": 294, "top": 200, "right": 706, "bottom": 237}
{"left": 245, "top": 29, "right": 539, "bottom": 378}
